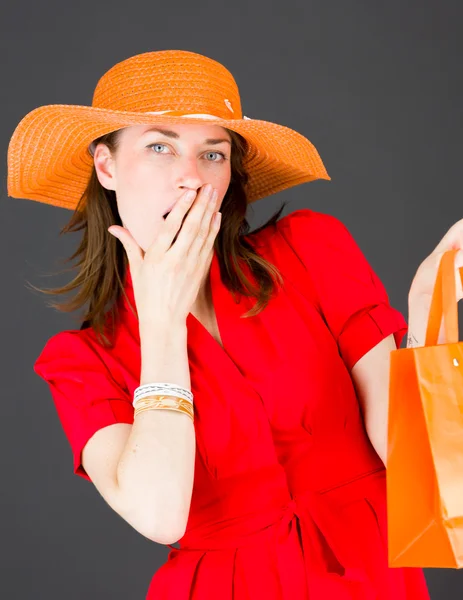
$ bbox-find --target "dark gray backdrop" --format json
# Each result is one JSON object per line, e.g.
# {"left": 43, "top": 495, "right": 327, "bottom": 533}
{"left": 2, "top": 0, "right": 462, "bottom": 598}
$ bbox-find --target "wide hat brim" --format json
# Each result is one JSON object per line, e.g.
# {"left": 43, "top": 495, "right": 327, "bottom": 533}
{"left": 7, "top": 104, "right": 331, "bottom": 210}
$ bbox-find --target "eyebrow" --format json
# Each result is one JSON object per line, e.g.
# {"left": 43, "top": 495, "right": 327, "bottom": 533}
{"left": 142, "top": 126, "right": 231, "bottom": 145}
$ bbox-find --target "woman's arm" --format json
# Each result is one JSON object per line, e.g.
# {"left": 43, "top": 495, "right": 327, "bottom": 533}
{"left": 117, "top": 321, "right": 195, "bottom": 543}
{"left": 350, "top": 296, "right": 440, "bottom": 466}
{"left": 350, "top": 333, "right": 397, "bottom": 466}
{"left": 82, "top": 321, "right": 195, "bottom": 545}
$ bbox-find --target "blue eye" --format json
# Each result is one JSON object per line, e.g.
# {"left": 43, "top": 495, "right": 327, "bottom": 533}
{"left": 205, "top": 151, "right": 227, "bottom": 162}
{"left": 147, "top": 144, "right": 227, "bottom": 162}
{"left": 149, "top": 143, "right": 168, "bottom": 153}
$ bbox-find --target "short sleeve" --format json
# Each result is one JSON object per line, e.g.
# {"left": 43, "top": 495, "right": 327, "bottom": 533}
{"left": 34, "top": 331, "right": 134, "bottom": 481}
{"left": 277, "top": 209, "right": 408, "bottom": 371}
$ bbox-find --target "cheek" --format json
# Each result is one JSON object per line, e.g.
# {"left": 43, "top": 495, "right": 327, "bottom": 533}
{"left": 116, "top": 155, "right": 170, "bottom": 210}
{"left": 213, "top": 166, "right": 232, "bottom": 199}
{"left": 117, "top": 154, "right": 161, "bottom": 193}
{"left": 114, "top": 156, "right": 170, "bottom": 249}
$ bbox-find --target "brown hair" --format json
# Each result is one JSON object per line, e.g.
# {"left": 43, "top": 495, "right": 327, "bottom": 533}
{"left": 29, "top": 127, "right": 289, "bottom": 348}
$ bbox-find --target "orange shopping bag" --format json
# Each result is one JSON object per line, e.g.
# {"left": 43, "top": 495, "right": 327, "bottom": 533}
{"left": 387, "top": 248, "right": 463, "bottom": 568}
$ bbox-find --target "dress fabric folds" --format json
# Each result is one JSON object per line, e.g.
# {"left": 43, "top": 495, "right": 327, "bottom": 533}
{"left": 34, "top": 209, "right": 430, "bottom": 599}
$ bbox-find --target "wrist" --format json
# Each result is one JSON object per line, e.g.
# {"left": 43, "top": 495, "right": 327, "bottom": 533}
{"left": 407, "top": 297, "right": 432, "bottom": 348}
{"left": 139, "top": 316, "right": 188, "bottom": 337}
{"left": 139, "top": 321, "right": 190, "bottom": 389}
{"left": 139, "top": 319, "right": 188, "bottom": 356}
{"left": 405, "top": 327, "right": 423, "bottom": 349}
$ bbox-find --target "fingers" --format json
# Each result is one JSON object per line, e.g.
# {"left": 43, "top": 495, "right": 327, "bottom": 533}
{"left": 433, "top": 218, "right": 463, "bottom": 254}
{"left": 107, "top": 225, "right": 145, "bottom": 270}
{"left": 153, "top": 189, "right": 198, "bottom": 255}
{"left": 187, "top": 187, "right": 220, "bottom": 259}
{"left": 166, "top": 184, "right": 217, "bottom": 258}
{"left": 107, "top": 184, "right": 220, "bottom": 277}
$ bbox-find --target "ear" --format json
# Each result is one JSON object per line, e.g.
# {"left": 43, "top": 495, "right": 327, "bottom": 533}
{"left": 93, "top": 143, "right": 117, "bottom": 191}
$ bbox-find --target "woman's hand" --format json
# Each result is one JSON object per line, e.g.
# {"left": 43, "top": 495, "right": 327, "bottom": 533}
{"left": 107, "top": 183, "right": 221, "bottom": 329}
{"left": 407, "top": 218, "right": 463, "bottom": 346}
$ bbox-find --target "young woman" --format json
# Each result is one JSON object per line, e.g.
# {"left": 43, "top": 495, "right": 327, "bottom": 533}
{"left": 10, "top": 48, "right": 459, "bottom": 599}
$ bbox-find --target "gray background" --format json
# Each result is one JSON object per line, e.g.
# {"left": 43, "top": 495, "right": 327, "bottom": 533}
{"left": 2, "top": 0, "right": 462, "bottom": 598}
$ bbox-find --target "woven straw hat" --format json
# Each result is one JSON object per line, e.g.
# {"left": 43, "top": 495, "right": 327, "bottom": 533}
{"left": 7, "top": 49, "right": 330, "bottom": 210}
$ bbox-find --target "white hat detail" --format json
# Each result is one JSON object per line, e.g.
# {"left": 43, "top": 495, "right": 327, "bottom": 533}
{"left": 224, "top": 99, "right": 234, "bottom": 113}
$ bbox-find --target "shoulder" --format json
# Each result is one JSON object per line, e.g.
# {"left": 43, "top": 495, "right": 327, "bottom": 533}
{"left": 276, "top": 208, "right": 354, "bottom": 243}
{"left": 36, "top": 328, "right": 86, "bottom": 357}
{"left": 34, "top": 326, "right": 110, "bottom": 377}
{"left": 249, "top": 208, "right": 358, "bottom": 258}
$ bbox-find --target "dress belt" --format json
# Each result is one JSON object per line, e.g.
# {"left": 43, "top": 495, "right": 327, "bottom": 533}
{"left": 275, "top": 488, "right": 378, "bottom": 600}
{"left": 169, "top": 467, "right": 386, "bottom": 599}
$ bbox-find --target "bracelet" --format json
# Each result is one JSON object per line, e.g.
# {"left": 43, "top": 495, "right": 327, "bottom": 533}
{"left": 133, "top": 394, "right": 194, "bottom": 422}
{"left": 133, "top": 382, "right": 193, "bottom": 405}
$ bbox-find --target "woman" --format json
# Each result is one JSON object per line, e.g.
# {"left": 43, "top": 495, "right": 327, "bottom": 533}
{"left": 9, "top": 48, "right": 460, "bottom": 599}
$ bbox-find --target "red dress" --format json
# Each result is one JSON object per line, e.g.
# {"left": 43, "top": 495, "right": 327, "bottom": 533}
{"left": 34, "top": 209, "right": 430, "bottom": 599}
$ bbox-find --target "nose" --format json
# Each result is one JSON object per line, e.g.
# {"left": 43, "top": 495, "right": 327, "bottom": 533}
{"left": 176, "top": 156, "right": 205, "bottom": 195}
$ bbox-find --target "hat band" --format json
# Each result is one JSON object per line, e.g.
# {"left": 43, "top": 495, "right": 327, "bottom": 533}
{"left": 145, "top": 110, "right": 222, "bottom": 119}
{"left": 144, "top": 110, "right": 251, "bottom": 120}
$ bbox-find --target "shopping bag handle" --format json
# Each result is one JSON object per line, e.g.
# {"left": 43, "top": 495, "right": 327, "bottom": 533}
{"left": 425, "top": 249, "right": 463, "bottom": 346}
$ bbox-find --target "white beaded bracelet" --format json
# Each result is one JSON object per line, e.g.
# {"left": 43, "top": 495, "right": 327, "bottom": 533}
{"left": 133, "top": 382, "right": 194, "bottom": 408}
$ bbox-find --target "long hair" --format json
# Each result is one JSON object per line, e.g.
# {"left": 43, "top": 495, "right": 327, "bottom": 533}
{"left": 29, "top": 127, "right": 289, "bottom": 348}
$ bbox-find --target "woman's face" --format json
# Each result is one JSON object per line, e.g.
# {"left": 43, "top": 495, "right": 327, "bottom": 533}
{"left": 93, "top": 122, "right": 232, "bottom": 252}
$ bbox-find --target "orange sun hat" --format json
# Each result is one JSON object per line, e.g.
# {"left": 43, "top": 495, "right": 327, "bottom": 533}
{"left": 7, "top": 49, "right": 330, "bottom": 211}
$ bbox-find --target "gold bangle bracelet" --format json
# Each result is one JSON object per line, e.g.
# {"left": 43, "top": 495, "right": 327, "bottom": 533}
{"left": 135, "top": 396, "right": 194, "bottom": 413}
{"left": 133, "top": 394, "right": 194, "bottom": 422}
{"left": 135, "top": 405, "right": 194, "bottom": 421}
{"left": 134, "top": 402, "right": 194, "bottom": 420}
{"left": 134, "top": 394, "right": 193, "bottom": 411}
